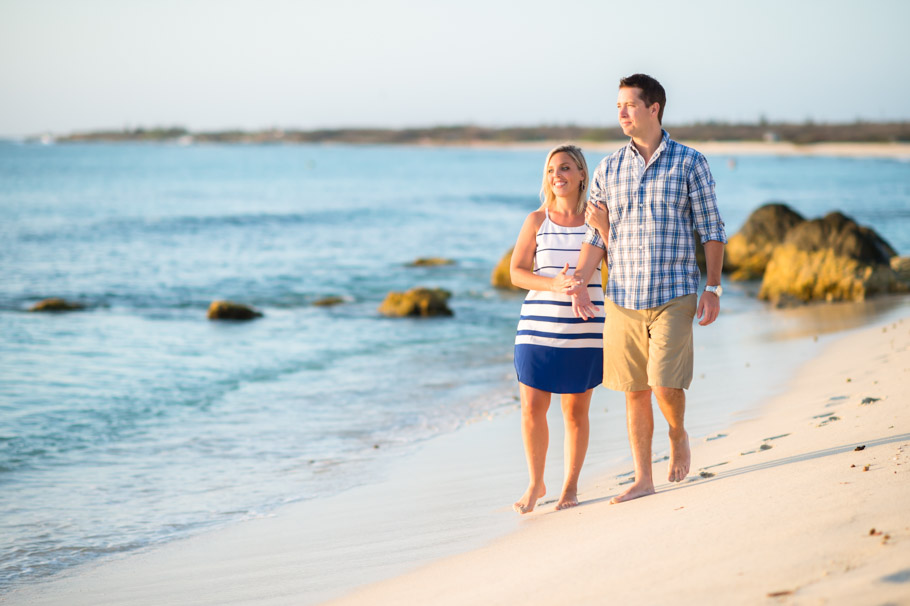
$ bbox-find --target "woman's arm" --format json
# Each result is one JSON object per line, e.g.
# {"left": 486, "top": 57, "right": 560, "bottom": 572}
{"left": 509, "top": 212, "right": 580, "bottom": 293}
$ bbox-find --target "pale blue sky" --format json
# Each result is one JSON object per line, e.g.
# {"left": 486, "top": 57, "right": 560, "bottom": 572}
{"left": 1, "top": 0, "right": 908, "bottom": 136}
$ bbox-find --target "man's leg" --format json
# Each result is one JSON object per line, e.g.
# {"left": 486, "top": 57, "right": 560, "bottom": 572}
{"left": 610, "top": 389, "right": 656, "bottom": 504}
{"left": 514, "top": 383, "right": 551, "bottom": 514}
{"left": 556, "top": 389, "right": 593, "bottom": 510}
{"left": 647, "top": 294, "right": 697, "bottom": 483}
{"left": 653, "top": 386, "right": 690, "bottom": 482}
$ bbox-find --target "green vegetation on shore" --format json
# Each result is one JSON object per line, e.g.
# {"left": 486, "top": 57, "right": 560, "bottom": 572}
{"left": 47, "top": 121, "right": 910, "bottom": 145}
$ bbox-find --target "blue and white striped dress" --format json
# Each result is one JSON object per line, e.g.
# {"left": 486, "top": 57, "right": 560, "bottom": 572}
{"left": 514, "top": 209, "right": 604, "bottom": 394}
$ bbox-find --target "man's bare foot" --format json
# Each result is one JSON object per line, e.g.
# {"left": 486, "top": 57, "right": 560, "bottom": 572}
{"left": 556, "top": 488, "right": 579, "bottom": 510}
{"left": 513, "top": 483, "right": 546, "bottom": 514}
{"left": 610, "top": 481, "right": 655, "bottom": 504}
{"left": 668, "top": 430, "right": 691, "bottom": 482}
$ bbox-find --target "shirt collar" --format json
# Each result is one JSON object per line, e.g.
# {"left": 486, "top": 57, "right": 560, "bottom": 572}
{"left": 626, "top": 129, "right": 670, "bottom": 161}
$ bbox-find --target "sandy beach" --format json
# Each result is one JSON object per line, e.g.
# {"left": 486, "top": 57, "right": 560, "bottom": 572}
{"left": 4, "top": 303, "right": 909, "bottom": 605}
{"left": 329, "top": 315, "right": 910, "bottom": 606}
{"left": 462, "top": 140, "right": 910, "bottom": 160}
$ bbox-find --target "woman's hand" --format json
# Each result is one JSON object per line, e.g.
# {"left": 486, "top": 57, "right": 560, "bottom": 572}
{"left": 550, "top": 263, "right": 581, "bottom": 294}
{"left": 585, "top": 200, "right": 609, "bottom": 236}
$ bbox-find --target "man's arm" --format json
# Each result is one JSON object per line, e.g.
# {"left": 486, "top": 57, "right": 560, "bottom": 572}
{"left": 689, "top": 152, "right": 727, "bottom": 327}
{"left": 696, "top": 240, "right": 724, "bottom": 326}
{"left": 568, "top": 243, "right": 604, "bottom": 320}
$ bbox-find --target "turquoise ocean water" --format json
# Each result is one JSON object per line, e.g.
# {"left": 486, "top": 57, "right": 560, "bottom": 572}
{"left": 1, "top": 140, "right": 908, "bottom": 591}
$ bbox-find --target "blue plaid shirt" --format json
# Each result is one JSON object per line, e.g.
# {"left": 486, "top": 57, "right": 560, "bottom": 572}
{"left": 584, "top": 130, "right": 727, "bottom": 310}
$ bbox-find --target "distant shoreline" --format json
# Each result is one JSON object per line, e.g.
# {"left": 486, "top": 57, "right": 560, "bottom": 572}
{"left": 444, "top": 139, "right": 910, "bottom": 159}
{"left": 12, "top": 135, "right": 910, "bottom": 160}
{"left": 19, "top": 120, "right": 910, "bottom": 149}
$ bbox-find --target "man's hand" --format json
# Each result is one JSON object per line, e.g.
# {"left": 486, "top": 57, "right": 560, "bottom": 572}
{"left": 550, "top": 263, "right": 581, "bottom": 294}
{"left": 585, "top": 200, "right": 609, "bottom": 235}
{"left": 571, "top": 287, "right": 599, "bottom": 320}
{"left": 696, "top": 291, "right": 719, "bottom": 326}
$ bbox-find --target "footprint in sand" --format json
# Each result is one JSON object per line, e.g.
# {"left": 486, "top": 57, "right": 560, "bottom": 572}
{"left": 813, "top": 412, "right": 835, "bottom": 419}
{"left": 742, "top": 433, "right": 790, "bottom": 455}
{"left": 818, "top": 416, "right": 841, "bottom": 427}
{"left": 742, "top": 444, "right": 772, "bottom": 455}
{"left": 652, "top": 455, "right": 669, "bottom": 464}
{"left": 698, "top": 470, "right": 715, "bottom": 478}
{"left": 860, "top": 397, "right": 881, "bottom": 405}
{"left": 706, "top": 433, "right": 728, "bottom": 442}
{"left": 618, "top": 477, "right": 635, "bottom": 486}
{"left": 763, "top": 433, "right": 790, "bottom": 442}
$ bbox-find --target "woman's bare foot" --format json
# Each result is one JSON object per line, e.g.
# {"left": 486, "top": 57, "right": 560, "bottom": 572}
{"left": 609, "top": 480, "right": 655, "bottom": 504}
{"left": 513, "top": 483, "right": 546, "bottom": 514}
{"left": 668, "top": 430, "right": 691, "bottom": 483}
{"left": 556, "top": 488, "right": 579, "bottom": 510}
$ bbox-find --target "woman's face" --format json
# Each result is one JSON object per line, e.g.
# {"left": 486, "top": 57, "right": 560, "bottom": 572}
{"left": 547, "top": 152, "right": 583, "bottom": 200}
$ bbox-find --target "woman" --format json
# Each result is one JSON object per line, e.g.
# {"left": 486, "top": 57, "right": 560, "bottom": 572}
{"left": 510, "top": 144, "right": 606, "bottom": 514}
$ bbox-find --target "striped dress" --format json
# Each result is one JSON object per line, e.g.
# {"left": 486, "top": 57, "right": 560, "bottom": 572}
{"left": 514, "top": 209, "right": 604, "bottom": 394}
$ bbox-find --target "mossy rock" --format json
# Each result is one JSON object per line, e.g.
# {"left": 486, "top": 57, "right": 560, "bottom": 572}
{"left": 378, "top": 287, "right": 453, "bottom": 317}
{"left": 408, "top": 257, "right": 455, "bottom": 267}
{"left": 312, "top": 296, "right": 346, "bottom": 307}
{"left": 29, "top": 298, "right": 85, "bottom": 312}
{"left": 207, "top": 300, "right": 263, "bottom": 320}
{"left": 491, "top": 248, "right": 521, "bottom": 290}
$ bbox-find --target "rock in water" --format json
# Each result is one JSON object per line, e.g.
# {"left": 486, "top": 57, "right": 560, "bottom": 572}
{"left": 29, "top": 298, "right": 85, "bottom": 312}
{"left": 491, "top": 247, "right": 520, "bottom": 290}
{"left": 724, "top": 203, "right": 805, "bottom": 281}
{"left": 378, "top": 287, "right": 453, "bottom": 317}
{"left": 759, "top": 212, "right": 905, "bottom": 304}
{"left": 312, "top": 296, "right": 345, "bottom": 307}
{"left": 207, "top": 301, "right": 263, "bottom": 320}
{"left": 408, "top": 257, "right": 455, "bottom": 267}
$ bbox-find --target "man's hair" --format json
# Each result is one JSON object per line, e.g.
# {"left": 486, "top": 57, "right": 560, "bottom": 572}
{"left": 619, "top": 74, "right": 666, "bottom": 124}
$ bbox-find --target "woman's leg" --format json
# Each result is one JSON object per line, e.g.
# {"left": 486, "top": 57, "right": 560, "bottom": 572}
{"left": 556, "top": 389, "right": 593, "bottom": 510}
{"left": 514, "top": 383, "right": 552, "bottom": 514}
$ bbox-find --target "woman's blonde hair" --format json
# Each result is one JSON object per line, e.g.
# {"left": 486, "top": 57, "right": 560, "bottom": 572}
{"left": 539, "top": 143, "right": 589, "bottom": 214}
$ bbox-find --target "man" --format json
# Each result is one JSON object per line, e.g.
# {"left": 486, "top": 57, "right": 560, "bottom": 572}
{"left": 570, "top": 74, "right": 726, "bottom": 503}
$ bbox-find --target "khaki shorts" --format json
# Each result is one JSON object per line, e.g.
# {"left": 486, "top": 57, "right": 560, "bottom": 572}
{"left": 603, "top": 294, "right": 697, "bottom": 392}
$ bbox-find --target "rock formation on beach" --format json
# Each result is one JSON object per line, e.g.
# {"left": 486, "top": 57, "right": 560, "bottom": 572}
{"left": 28, "top": 298, "right": 85, "bottom": 312}
{"left": 720, "top": 203, "right": 907, "bottom": 305}
{"left": 378, "top": 287, "right": 453, "bottom": 317}
{"left": 206, "top": 301, "right": 263, "bottom": 320}
{"left": 758, "top": 212, "right": 905, "bottom": 304}
{"left": 724, "top": 203, "right": 806, "bottom": 281}
{"left": 491, "top": 248, "right": 520, "bottom": 290}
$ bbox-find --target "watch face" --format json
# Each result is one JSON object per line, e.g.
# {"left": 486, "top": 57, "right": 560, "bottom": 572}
{"left": 707, "top": 285, "right": 723, "bottom": 297}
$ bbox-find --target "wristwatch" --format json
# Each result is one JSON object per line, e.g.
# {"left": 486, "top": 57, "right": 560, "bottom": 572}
{"left": 705, "top": 284, "right": 723, "bottom": 298}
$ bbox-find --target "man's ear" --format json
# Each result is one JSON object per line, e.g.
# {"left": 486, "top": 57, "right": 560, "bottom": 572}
{"left": 650, "top": 102, "right": 661, "bottom": 120}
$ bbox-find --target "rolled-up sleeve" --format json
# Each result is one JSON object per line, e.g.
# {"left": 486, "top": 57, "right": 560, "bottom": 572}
{"left": 583, "top": 160, "right": 608, "bottom": 249}
{"left": 688, "top": 153, "right": 727, "bottom": 244}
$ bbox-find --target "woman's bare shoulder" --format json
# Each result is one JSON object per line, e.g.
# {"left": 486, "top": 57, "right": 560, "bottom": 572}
{"left": 523, "top": 208, "right": 547, "bottom": 230}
